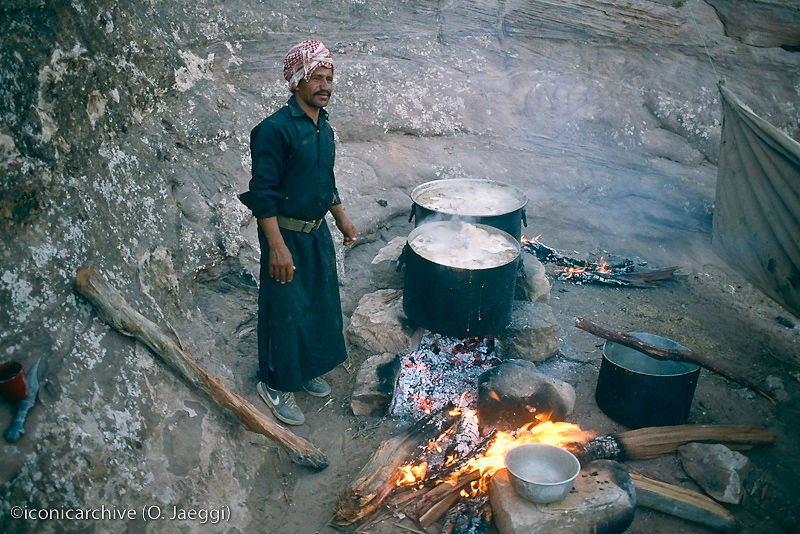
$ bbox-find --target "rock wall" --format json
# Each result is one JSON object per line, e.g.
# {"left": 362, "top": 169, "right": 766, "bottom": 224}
{"left": 1, "top": 1, "right": 798, "bottom": 532}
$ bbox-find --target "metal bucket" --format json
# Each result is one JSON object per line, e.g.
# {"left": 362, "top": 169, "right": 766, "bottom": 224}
{"left": 595, "top": 332, "right": 700, "bottom": 428}
{"left": 409, "top": 178, "right": 528, "bottom": 240}
{"left": 402, "top": 221, "right": 520, "bottom": 337}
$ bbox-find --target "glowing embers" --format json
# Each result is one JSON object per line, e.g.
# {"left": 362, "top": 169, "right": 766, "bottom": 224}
{"left": 390, "top": 334, "right": 499, "bottom": 420}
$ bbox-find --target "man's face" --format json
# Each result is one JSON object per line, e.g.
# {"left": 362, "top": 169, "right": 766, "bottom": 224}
{"left": 294, "top": 66, "right": 333, "bottom": 109}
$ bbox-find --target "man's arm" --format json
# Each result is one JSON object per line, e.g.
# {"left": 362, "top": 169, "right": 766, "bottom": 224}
{"left": 329, "top": 204, "right": 357, "bottom": 246}
{"left": 258, "top": 217, "right": 295, "bottom": 284}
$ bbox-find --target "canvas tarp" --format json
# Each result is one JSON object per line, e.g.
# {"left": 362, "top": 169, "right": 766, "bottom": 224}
{"left": 712, "top": 83, "right": 800, "bottom": 317}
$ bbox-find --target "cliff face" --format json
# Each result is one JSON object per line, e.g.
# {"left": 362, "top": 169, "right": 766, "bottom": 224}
{"left": 1, "top": 1, "right": 799, "bottom": 532}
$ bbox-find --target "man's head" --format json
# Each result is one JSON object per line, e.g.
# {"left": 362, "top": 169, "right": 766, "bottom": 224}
{"left": 283, "top": 39, "right": 334, "bottom": 92}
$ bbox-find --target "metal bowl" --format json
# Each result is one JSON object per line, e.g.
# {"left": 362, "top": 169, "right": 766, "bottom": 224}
{"left": 504, "top": 443, "right": 581, "bottom": 504}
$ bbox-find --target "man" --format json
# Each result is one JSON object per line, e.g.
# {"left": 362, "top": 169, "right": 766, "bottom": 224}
{"left": 239, "top": 39, "right": 357, "bottom": 426}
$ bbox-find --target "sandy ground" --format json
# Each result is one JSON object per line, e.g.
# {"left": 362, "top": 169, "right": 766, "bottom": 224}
{"left": 245, "top": 210, "right": 800, "bottom": 534}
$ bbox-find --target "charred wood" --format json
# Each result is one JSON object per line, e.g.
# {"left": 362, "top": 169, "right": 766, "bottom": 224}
{"left": 443, "top": 495, "right": 491, "bottom": 534}
{"left": 565, "top": 425, "right": 774, "bottom": 463}
{"left": 524, "top": 239, "right": 676, "bottom": 287}
{"left": 413, "top": 469, "right": 482, "bottom": 528}
{"left": 429, "top": 429, "right": 496, "bottom": 485}
{"left": 333, "top": 406, "right": 459, "bottom": 525}
{"left": 565, "top": 435, "right": 624, "bottom": 464}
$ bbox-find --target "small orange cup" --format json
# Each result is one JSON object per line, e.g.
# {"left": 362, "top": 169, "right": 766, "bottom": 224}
{"left": 0, "top": 361, "right": 28, "bottom": 403}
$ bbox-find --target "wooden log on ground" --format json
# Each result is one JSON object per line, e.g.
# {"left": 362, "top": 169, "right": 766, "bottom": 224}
{"left": 574, "top": 317, "right": 775, "bottom": 401}
{"left": 414, "top": 469, "right": 482, "bottom": 528}
{"left": 333, "top": 407, "right": 458, "bottom": 525}
{"left": 631, "top": 472, "right": 735, "bottom": 531}
{"left": 75, "top": 267, "right": 328, "bottom": 470}
{"left": 616, "top": 425, "right": 775, "bottom": 459}
{"left": 566, "top": 425, "right": 775, "bottom": 463}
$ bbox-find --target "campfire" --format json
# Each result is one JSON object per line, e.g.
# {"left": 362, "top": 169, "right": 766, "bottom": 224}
{"left": 521, "top": 234, "right": 678, "bottom": 287}
{"left": 335, "top": 328, "right": 776, "bottom": 532}
{"left": 394, "top": 408, "right": 594, "bottom": 499}
{"left": 336, "top": 215, "right": 777, "bottom": 532}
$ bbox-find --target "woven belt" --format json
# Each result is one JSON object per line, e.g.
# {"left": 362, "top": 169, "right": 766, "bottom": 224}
{"left": 277, "top": 214, "right": 323, "bottom": 233}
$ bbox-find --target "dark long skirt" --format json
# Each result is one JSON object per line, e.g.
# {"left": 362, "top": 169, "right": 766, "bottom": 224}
{"left": 257, "top": 221, "right": 347, "bottom": 392}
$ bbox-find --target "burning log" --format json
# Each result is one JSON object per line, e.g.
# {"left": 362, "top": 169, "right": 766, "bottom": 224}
{"left": 522, "top": 236, "right": 677, "bottom": 287}
{"left": 333, "top": 406, "right": 459, "bottom": 525}
{"left": 413, "top": 469, "right": 482, "bottom": 528}
{"left": 575, "top": 317, "right": 775, "bottom": 401}
{"left": 74, "top": 267, "right": 328, "bottom": 470}
{"left": 565, "top": 424, "right": 775, "bottom": 463}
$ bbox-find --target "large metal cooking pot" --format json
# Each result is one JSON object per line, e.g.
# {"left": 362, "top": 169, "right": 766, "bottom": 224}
{"left": 409, "top": 178, "right": 528, "bottom": 240}
{"left": 595, "top": 332, "right": 700, "bottom": 428}
{"left": 402, "top": 220, "right": 520, "bottom": 337}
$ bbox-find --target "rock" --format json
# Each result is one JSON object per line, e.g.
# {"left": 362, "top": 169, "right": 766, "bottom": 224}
{"left": 515, "top": 252, "right": 550, "bottom": 304}
{"left": 765, "top": 375, "right": 790, "bottom": 403}
{"left": 370, "top": 236, "right": 406, "bottom": 289}
{"left": 350, "top": 353, "right": 399, "bottom": 416}
{"left": 490, "top": 460, "right": 636, "bottom": 534}
{"left": 678, "top": 443, "right": 752, "bottom": 504}
{"left": 345, "top": 289, "right": 422, "bottom": 354}
{"left": 706, "top": 0, "right": 800, "bottom": 48}
{"left": 477, "top": 359, "right": 576, "bottom": 433}
{"left": 497, "top": 301, "right": 559, "bottom": 362}
{"left": 640, "top": 127, "right": 707, "bottom": 166}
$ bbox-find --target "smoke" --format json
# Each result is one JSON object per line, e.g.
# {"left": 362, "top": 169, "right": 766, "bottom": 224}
{"left": 408, "top": 221, "right": 519, "bottom": 269}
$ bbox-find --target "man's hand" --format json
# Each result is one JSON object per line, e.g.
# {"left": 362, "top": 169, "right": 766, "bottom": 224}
{"left": 330, "top": 205, "right": 357, "bottom": 246}
{"left": 258, "top": 217, "right": 295, "bottom": 284}
{"left": 269, "top": 242, "right": 295, "bottom": 283}
{"left": 337, "top": 218, "right": 357, "bottom": 246}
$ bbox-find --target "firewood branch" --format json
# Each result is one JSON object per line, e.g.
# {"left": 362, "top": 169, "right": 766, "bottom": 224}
{"left": 574, "top": 317, "right": 775, "bottom": 402}
{"left": 75, "top": 267, "right": 329, "bottom": 470}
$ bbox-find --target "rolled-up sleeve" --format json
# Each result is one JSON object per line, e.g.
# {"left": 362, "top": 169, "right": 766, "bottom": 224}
{"left": 247, "top": 120, "right": 285, "bottom": 219}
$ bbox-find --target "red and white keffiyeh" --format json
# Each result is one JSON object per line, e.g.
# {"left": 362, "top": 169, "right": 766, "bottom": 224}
{"left": 283, "top": 39, "right": 334, "bottom": 90}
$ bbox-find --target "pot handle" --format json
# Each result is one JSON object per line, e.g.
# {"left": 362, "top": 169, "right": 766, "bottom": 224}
{"left": 396, "top": 243, "right": 409, "bottom": 272}
{"left": 408, "top": 203, "right": 416, "bottom": 223}
{"left": 521, "top": 209, "right": 528, "bottom": 227}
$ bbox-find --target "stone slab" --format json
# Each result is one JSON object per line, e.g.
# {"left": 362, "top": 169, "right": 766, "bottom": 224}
{"left": 490, "top": 460, "right": 636, "bottom": 534}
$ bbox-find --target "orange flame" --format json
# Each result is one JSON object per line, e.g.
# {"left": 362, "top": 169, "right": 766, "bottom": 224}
{"left": 596, "top": 256, "right": 612, "bottom": 274}
{"left": 396, "top": 462, "right": 428, "bottom": 486}
{"left": 520, "top": 233, "right": 543, "bottom": 245}
{"left": 394, "top": 413, "right": 593, "bottom": 493}
{"left": 561, "top": 264, "right": 587, "bottom": 279}
{"left": 455, "top": 419, "right": 593, "bottom": 495}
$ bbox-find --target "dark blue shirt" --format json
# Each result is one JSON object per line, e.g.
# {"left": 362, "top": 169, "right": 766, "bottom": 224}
{"left": 242, "top": 95, "right": 341, "bottom": 221}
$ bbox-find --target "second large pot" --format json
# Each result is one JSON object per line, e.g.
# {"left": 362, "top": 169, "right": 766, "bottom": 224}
{"left": 409, "top": 178, "right": 528, "bottom": 240}
{"left": 402, "top": 221, "right": 520, "bottom": 337}
{"left": 595, "top": 332, "right": 700, "bottom": 428}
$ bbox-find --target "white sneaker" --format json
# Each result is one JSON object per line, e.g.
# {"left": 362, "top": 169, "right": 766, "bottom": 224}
{"left": 257, "top": 382, "right": 305, "bottom": 425}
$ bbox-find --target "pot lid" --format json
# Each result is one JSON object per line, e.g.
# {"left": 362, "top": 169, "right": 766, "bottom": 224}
{"left": 407, "top": 220, "right": 520, "bottom": 270}
{"left": 411, "top": 178, "right": 527, "bottom": 217}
